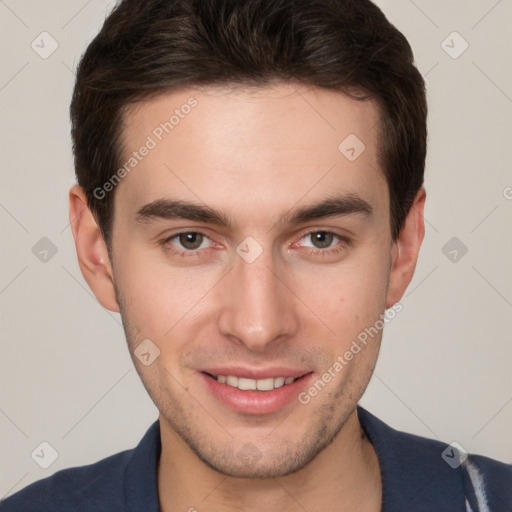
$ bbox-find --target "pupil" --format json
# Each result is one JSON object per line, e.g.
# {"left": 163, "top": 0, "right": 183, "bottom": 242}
{"left": 179, "top": 232, "right": 203, "bottom": 250}
{"left": 312, "top": 232, "right": 333, "bottom": 248}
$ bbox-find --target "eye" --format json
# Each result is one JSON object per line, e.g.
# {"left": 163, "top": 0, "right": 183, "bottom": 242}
{"left": 179, "top": 232, "right": 204, "bottom": 250}
{"left": 300, "top": 231, "right": 340, "bottom": 249}
{"left": 169, "top": 232, "right": 212, "bottom": 251}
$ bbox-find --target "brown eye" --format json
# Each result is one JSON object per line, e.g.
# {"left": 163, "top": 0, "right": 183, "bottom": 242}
{"left": 178, "top": 232, "right": 204, "bottom": 250}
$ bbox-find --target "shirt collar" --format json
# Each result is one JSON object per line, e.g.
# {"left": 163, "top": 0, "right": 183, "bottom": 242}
{"left": 357, "top": 406, "right": 466, "bottom": 511}
{"left": 124, "top": 419, "right": 161, "bottom": 512}
{"left": 123, "top": 406, "right": 466, "bottom": 511}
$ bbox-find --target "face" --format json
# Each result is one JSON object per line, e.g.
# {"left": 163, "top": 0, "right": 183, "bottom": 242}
{"left": 80, "top": 83, "right": 418, "bottom": 478}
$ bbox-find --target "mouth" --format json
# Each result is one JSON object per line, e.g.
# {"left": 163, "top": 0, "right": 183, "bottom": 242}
{"left": 206, "top": 373, "right": 301, "bottom": 391}
{"left": 200, "top": 370, "right": 313, "bottom": 415}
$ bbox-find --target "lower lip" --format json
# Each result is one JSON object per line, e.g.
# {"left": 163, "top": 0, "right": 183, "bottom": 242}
{"left": 200, "top": 372, "right": 313, "bottom": 415}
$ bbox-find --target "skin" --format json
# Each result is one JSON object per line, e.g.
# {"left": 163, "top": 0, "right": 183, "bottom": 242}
{"left": 69, "top": 82, "right": 425, "bottom": 511}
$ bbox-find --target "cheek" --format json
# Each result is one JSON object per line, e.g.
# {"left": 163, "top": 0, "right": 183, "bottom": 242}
{"left": 113, "top": 250, "right": 221, "bottom": 344}
{"left": 296, "top": 250, "right": 391, "bottom": 334}
{"left": 114, "top": 235, "right": 392, "bottom": 355}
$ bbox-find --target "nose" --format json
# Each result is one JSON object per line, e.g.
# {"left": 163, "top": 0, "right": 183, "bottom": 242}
{"left": 217, "top": 250, "right": 300, "bottom": 352}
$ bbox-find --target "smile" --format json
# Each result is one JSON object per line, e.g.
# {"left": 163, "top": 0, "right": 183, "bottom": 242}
{"left": 211, "top": 375, "right": 298, "bottom": 391}
{"left": 201, "top": 371, "right": 313, "bottom": 414}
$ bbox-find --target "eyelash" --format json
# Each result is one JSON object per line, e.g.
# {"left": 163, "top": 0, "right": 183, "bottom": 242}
{"left": 160, "top": 231, "right": 218, "bottom": 258}
{"left": 296, "top": 232, "right": 351, "bottom": 257}
{"left": 160, "top": 230, "right": 351, "bottom": 258}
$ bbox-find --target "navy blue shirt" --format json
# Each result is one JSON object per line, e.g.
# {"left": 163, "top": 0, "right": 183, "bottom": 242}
{"left": 1, "top": 406, "right": 510, "bottom": 511}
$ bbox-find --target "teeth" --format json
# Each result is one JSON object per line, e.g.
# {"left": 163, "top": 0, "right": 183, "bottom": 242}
{"left": 238, "top": 377, "right": 256, "bottom": 390}
{"left": 274, "top": 377, "right": 285, "bottom": 388}
{"left": 256, "top": 378, "right": 274, "bottom": 391}
{"left": 226, "top": 376, "right": 238, "bottom": 387}
{"left": 214, "top": 375, "right": 298, "bottom": 391}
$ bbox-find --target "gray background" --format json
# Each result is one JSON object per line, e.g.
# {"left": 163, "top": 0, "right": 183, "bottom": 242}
{"left": 1, "top": 0, "right": 511, "bottom": 498}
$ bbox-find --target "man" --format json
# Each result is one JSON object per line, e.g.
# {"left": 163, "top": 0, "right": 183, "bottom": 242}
{"left": 1, "top": 0, "right": 510, "bottom": 511}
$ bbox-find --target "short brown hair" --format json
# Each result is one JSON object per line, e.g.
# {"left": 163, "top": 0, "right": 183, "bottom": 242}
{"left": 70, "top": 0, "right": 427, "bottom": 244}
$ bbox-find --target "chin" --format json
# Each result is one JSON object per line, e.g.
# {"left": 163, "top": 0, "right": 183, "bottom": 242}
{"left": 196, "top": 451, "right": 307, "bottom": 479}
{"left": 177, "top": 422, "right": 340, "bottom": 479}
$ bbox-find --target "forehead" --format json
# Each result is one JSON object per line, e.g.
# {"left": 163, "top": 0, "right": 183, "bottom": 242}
{"left": 114, "top": 83, "right": 386, "bottom": 221}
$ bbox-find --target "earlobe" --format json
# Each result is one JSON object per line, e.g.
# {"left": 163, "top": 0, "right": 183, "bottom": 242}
{"left": 68, "top": 185, "right": 120, "bottom": 312}
{"left": 385, "top": 187, "right": 426, "bottom": 308}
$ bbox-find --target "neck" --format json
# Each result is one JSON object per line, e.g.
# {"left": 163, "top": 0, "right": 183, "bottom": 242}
{"left": 157, "top": 409, "right": 382, "bottom": 512}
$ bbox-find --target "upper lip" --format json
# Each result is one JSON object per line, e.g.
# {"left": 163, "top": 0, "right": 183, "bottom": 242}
{"left": 200, "top": 367, "right": 311, "bottom": 380}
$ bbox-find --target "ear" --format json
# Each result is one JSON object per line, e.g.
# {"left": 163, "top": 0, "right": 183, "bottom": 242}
{"left": 68, "top": 185, "right": 120, "bottom": 312}
{"left": 386, "top": 187, "right": 426, "bottom": 308}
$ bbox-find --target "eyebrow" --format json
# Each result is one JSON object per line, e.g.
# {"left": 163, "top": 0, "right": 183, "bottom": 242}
{"left": 285, "top": 194, "right": 373, "bottom": 225}
{"left": 135, "top": 193, "right": 373, "bottom": 228}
